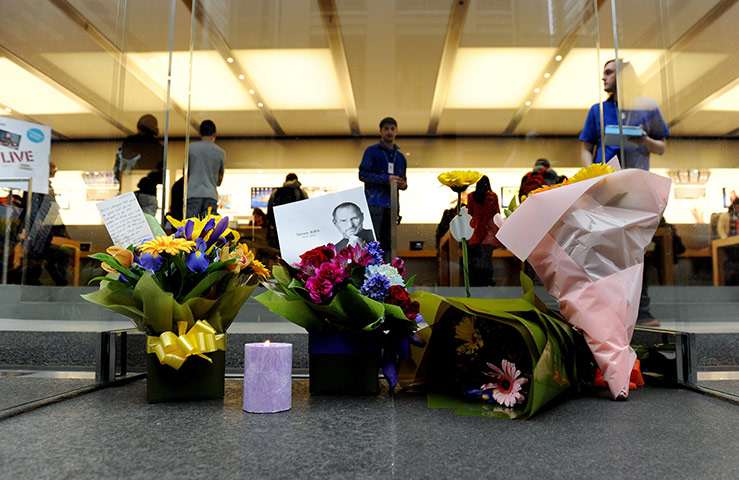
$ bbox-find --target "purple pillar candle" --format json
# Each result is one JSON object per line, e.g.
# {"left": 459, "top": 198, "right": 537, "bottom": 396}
{"left": 243, "top": 341, "right": 292, "bottom": 413}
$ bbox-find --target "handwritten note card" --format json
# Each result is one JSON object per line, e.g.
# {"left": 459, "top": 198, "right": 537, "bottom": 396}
{"left": 97, "top": 192, "right": 154, "bottom": 247}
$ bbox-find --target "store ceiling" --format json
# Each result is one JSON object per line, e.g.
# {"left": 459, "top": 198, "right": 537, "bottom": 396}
{"left": 0, "top": 0, "right": 737, "bottom": 140}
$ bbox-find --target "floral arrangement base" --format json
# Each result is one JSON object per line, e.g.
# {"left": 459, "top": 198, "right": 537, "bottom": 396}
{"left": 308, "top": 332, "right": 379, "bottom": 395}
{"left": 146, "top": 351, "right": 226, "bottom": 403}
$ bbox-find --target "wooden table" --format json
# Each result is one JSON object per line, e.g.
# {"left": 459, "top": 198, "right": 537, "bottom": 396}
{"left": 711, "top": 236, "right": 739, "bottom": 286}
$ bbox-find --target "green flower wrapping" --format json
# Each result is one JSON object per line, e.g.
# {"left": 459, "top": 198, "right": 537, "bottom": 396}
{"left": 402, "top": 272, "right": 594, "bottom": 419}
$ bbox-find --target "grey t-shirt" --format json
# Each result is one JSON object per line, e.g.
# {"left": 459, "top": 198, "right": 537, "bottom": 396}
{"left": 187, "top": 141, "right": 225, "bottom": 200}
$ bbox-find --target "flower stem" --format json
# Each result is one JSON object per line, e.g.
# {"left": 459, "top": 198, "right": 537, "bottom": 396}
{"left": 456, "top": 191, "right": 471, "bottom": 298}
{"left": 461, "top": 238, "right": 471, "bottom": 298}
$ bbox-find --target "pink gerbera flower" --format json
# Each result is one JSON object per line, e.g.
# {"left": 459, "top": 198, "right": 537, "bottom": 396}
{"left": 481, "top": 359, "right": 527, "bottom": 407}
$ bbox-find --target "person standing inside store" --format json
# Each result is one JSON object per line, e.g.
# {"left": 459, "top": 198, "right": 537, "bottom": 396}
{"left": 579, "top": 58, "right": 670, "bottom": 326}
{"left": 186, "top": 120, "right": 224, "bottom": 218}
{"left": 359, "top": 117, "right": 407, "bottom": 259}
{"left": 467, "top": 175, "right": 501, "bottom": 286}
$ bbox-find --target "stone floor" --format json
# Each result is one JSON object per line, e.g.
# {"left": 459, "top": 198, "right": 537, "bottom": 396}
{"left": 1, "top": 378, "right": 738, "bottom": 479}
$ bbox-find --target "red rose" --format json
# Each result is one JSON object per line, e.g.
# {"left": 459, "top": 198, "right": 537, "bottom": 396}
{"left": 403, "top": 300, "right": 420, "bottom": 319}
{"left": 297, "top": 245, "right": 336, "bottom": 275}
{"left": 388, "top": 285, "right": 410, "bottom": 306}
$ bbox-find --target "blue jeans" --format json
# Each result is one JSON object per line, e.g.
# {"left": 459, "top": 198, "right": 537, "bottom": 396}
{"left": 369, "top": 206, "right": 391, "bottom": 260}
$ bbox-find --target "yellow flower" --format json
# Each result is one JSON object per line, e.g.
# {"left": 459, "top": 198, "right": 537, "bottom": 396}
{"left": 250, "top": 259, "right": 270, "bottom": 278}
{"left": 102, "top": 246, "right": 133, "bottom": 273}
{"left": 520, "top": 180, "right": 569, "bottom": 203}
{"left": 438, "top": 170, "right": 483, "bottom": 189}
{"left": 137, "top": 236, "right": 196, "bottom": 257}
{"left": 220, "top": 243, "right": 254, "bottom": 274}
{"left": 568, "top": 163, "right": 615, "bottom": 184}
{"left": 455, "top": 316, "right": 484, "bottom": 355}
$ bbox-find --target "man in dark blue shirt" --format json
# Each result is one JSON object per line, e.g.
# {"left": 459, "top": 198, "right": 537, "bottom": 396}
{"left": 359, "top": 117, "right": 408, "bottom": 258}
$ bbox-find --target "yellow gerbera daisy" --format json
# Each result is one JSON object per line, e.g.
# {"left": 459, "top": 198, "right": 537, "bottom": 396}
{"left": 455, "top": 316, "right": 484, "bottom": 355}
{"left": 568, "top": 163, "right": 615, "bottom": 184}
{"left": 438, "top": 170, "right": 483, "bottom": 189}
{"left": 137, "top": 236, "right": 196, "bottom": 257}
{"left": 250, "top": 259, "right": 271, "bottom": 278}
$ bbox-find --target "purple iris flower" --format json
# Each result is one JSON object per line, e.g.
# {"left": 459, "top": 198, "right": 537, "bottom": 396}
{"left": 185, "top": 238, "right": 210, "bottom": 273}
{"left": 174, "top": 219, "right": 196, "bottom": 240}
{"left": 136, "top": 252, "right": 164, "bottom": 272}
{"left": 205, "top": 216, "right": 230, "bottom": 250}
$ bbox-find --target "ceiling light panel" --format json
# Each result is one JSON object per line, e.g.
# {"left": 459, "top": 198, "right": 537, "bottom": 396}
{"left": 0, "top": 58, "right": 88, "bottom": 114}
{"left": 128, "top": 51, "right": 257, "bottom": 111}
{"left": 233, "top": 49, "right": 345, "bottom": 110}
{"left": 703, "top": 84, "right": 739, "bottom": 111}
{"left": 445, "top": 48, "right": 555, "bottom": 109}
{"left": 534, "top": 48, "right": 662, "bottom": 109}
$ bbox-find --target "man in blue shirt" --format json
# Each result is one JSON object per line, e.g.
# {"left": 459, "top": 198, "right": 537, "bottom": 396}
{"left": 580, "top": 59, "right": 669, "bottom": 170}
{"left": 359, "top": 117, "right": 408, "bottom": 258}
{"left": 579, "top": 59, "right": 669, "bottom": 326}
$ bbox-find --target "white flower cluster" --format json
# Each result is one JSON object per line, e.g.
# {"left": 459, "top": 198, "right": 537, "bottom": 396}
{"left": 365, "top": 264, "right": 404, "bottom": 286}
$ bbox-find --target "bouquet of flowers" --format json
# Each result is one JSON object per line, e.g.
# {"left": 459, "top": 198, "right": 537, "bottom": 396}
{"left": 495, "top": 161, "right": 671, "bottom": 399}
{"left": 401, "top": 273, "right": 593, "bottom": 419}
{"left": 255, "top": 241, "right": 421, "bottom": 390}
{"left": 82, "top": 212, "right": 270, "bottom": 401}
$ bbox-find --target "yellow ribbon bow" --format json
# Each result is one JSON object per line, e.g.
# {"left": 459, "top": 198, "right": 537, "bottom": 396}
{"left": 146, "top": 320, "right": 227, "bottom": 370}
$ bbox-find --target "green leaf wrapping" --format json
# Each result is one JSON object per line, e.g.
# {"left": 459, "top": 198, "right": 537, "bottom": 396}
{"left": 400, "top": 274, "right": 592, "bottom": 419}
{"left": 81, "top": 270, "right": 257, "bottom": 335}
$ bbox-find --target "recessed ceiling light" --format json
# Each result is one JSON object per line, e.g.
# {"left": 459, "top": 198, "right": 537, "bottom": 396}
{"left": 3, "top": 107, "right": 10, "bottom": 112}
{"left": 257, "top": 102, "right": 264, "bottom": 107}
{"left": 544, "top": 72, "right": 551, "bottom": 78}
{"left": 149, "top": 59, "right": 157, "bottom": 64}
{"left": 525, "top": 101, "right": 532, "bottom": 106}
{"left": 534, "top": 88, "right": 540, "bottom": 93}
{"left": 249, "top": 89, "right": 255, "bottom": 94}
{"left": 226, "top": 57, "right": 234, "bottom": 63}
{"left": 555, "top": 55, "right": 562, "bottom": 61}
{"left": 239, "top": 74, "right": 245, "bottom": 80}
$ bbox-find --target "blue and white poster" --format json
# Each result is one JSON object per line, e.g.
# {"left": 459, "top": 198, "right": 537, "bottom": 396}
{"left": 0, "top": 117, "right": 51, "bottom": 195}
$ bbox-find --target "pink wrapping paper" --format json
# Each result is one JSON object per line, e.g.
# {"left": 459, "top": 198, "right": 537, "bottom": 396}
{"left": 495, "top": 163, "right": 671, "bottom": 399}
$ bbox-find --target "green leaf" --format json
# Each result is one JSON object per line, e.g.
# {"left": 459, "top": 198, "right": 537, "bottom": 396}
{"left": 205, "top": 258, "right": 236, "bottom": 274}
{"left": 272, "top": 264, "right": 294, "bottom": 288}
{"left": 182, "top": 270, "right": 232, "bottom": 302}
{"left": 405, "top": 274, "right": 416, "bottom": 288}
{"left": 144, "top": 213, "right": 166, "bottom": 237}
{"left": 88, "top": 253, "right": 140, "bottom": 282}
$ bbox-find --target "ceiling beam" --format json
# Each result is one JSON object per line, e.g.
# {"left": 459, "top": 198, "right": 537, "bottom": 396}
{"left": 182, "top": 0, "right": 286, "bottom": 136}
{"left": 502, "top": 0, "right": 607, "bottom": 135}
{"left": 0, "top": 43, "right": 131, "bottom": 137}
{"left": 48, "top": 0, "right": 200, "bottom": 134}
{"left": 644, "top": 0, "right": 739, "bottom": 131}
{"left": 318, "top": 0, "right": 360, "bottom": 136}
{"left": 426, "top": 0, "right": 469, "bottom": 135}
{"left": 0, "top": 102, "right": 69, "bottom": 141}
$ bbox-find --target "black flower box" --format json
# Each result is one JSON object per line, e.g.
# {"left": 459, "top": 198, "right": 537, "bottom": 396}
{"left": 146, "top": 350, "right": 226, "bottom": 403}
{"left": 308, "top": 332, "right": 380, "bottom": 395}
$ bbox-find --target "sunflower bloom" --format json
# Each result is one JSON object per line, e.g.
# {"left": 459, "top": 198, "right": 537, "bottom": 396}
{"left": 569, "top": 163, "right": 615, "bottom": 184}
{"left": 454, "top": 316, "right": 484, "bottom": 354}
{"left": 102, "top": 246, "right": 134, "bottom": 273}
{"left": 137, "top": 236, "right": 196, "bottom": 257}
{"left": 438, "top": 170, "right": 483, "bottom": 190}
